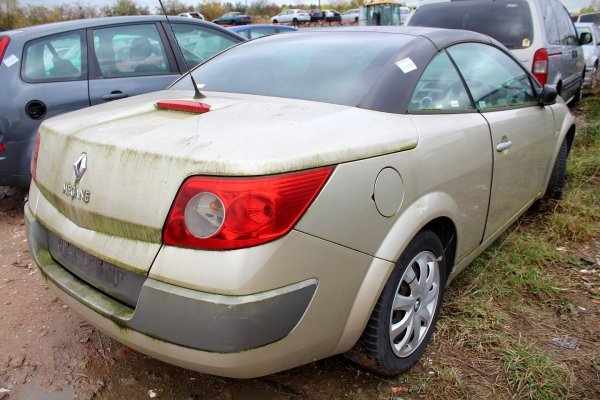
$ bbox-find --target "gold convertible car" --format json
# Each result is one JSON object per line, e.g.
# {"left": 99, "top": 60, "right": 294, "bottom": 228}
{"left": 26, "top": 27, "right": 575, "bottom": 378}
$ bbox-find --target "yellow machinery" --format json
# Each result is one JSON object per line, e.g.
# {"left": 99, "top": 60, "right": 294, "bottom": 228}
{"left": 359, "top": 0, "right": 409, "bottom": 26}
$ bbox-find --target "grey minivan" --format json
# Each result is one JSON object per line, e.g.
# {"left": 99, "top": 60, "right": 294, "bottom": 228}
{"left": 408, "top": 0, "right": 590, "bottom": 105}
{"left": 0, "top": 16, "right": 243, "bottom": 187}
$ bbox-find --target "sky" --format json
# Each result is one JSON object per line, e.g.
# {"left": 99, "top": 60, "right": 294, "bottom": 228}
{"left": 21, "top": 0, "right": 597, "bottom": 13}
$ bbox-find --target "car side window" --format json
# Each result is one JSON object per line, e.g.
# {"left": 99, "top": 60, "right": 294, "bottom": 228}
{"left": 541, "top": 0, "right": 561, "bottom": 45}
{"left": 171, "top": 23, "right": 240, "bottom": 68}
{"left": 551, "top": 0, "right": 578, "bottom": 46}
{"left": 408, "top": 51, "right": 473, "bottom": 112}
{"left": 447, "top": 43, "right": 537, "bottom": 110}
{"left": 92, "top": 24, "right": 171, "bottom": 78}
{"left": 23, "top": 31, "right": 84, "bottom": 82}
{"left": 249, "top": 28, "right": 276, "bottom": 39}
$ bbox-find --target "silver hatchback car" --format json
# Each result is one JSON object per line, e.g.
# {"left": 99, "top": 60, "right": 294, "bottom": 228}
{"left": 409, "top": 0, "right": 591, "bottom": 105}
{"left": 26, "top": 27, "right": 574, "bottom": 378}
{"left": 0, "top": 16, "right": 243, "bottom": 187}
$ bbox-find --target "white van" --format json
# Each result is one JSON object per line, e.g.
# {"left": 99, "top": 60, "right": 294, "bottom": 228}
{"left": 408, "top": 0, "right": 590, "bottom": 104}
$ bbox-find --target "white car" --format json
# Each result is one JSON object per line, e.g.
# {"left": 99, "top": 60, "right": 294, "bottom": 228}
{"left": 271, "top": 9, "right": 310, "bottom": 25}
{"left": 178, "top": 12, "right": 205, "bottom": 20}
{"left": 575, "top": 22, "right": 600, "bottom": 90}
{"left": 342, "top": 9, "right": 360, "bottom": 24}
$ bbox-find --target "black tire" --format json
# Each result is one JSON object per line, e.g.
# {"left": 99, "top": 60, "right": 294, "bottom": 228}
{"left": 543, "top": 139, "right": 568, "bottom": 200}
{"left": 293, "top": 18, "right": 298, "bottom": 27}
{"left": 349, "top": 230, "right": 446, "bottom": 376}
{"left": 272, "top": 19, "right": 278, "bottom": 24}
{"left": 569, "top": 73, "right": 584, "bottom": 106}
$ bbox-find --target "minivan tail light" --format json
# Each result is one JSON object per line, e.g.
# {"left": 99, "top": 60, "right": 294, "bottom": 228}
{"left": 0, "top": 37, "right": 9, "bottom": 62}
{"left": 532, "top": 48, "right": 549, "bottom": 85}
{"left": 31, "top": 133, "right": 41, "bottom": 181}
{"left": 163, "top": 167, "right": 334, "bottom": 250}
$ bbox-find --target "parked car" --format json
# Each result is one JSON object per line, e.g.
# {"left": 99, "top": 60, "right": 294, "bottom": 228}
{"left": 229, "top": 24, "right": 298, "bottom": 39}
{"left": 341, "top": 9, "right": 360, "bottom": 24}
{"left": 577, "top": 11, "right": 600, "bottom": 27}
{"left": 408, "top": 0, "right": 590, "bottom": 105}
{"left": 212, "top": 12, "right": 252, "bottom": 26}
{"left": 178, "top": 12, "right": 205, "bottom": 20}
{"left": 270, "top": 9, "right": 311, "bottom": 26}
{"left": 323, "top": 9, "right": 342, "bottom": 23}
{"left": 27, "top": 27, "right": 574, "bottom": 379}
{"left": 575, "top": 22, "right": 600, "bottom": 90}
{"left": 309, "top": 9, "right": 324, "bottom": 23}
{"left": 0, "top": 16, "right": 244, "bottom": 187}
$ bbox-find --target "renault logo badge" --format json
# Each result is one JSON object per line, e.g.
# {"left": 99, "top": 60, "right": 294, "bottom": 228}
{"left": 74, "top": 153, "right": 87, "bottom": 184}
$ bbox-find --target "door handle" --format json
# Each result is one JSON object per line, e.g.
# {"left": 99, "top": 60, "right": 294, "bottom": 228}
{"left": 496, "top": 139, "right": 512, "bottom": 152}
{"left": 102, "top": 91, "right": 128, "bottom": 101}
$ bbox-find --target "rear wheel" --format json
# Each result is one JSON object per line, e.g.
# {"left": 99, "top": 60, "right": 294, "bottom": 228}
{"left": 349, "top": 230, "right": 446, "bottom": 375}
{"left": 569, "top": 72, "right": 585, "bottom": 106}
{"left": 543, "top": 139, "right": 568, "bottom": 201}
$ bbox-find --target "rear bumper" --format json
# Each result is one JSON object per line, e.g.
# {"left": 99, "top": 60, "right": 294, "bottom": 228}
{"left": 27, "top": 206, "right": 315, "bottom": 351}
{"left": 25, "top": 199, "right": 392, "bottom": 377}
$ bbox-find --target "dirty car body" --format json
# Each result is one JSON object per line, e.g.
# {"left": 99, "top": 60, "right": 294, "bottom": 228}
{"left": 26, "top": 27, "right": 575, "bottom": 378}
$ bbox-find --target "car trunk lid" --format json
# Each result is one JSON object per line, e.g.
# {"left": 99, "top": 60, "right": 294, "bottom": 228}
{"left": 33, "top": 89, "right": 419, "bottom": 271}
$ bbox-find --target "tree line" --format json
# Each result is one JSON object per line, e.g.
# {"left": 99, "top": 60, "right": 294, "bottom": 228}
{"left": 2, "top": 0, "right": 598, "bottom": 31}
{"left": 0, "top": 0, "right": 366, "bottom": 30}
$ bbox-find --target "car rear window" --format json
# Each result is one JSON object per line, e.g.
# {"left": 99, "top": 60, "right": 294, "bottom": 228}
{"left": 578, "top": 12, "right": 600, "bottom": 25}
{"left": 409, "top": 0, "right": 534, "bottom": 50}
{"left": 172, "top": 32, "right": 406, "bottom": 107}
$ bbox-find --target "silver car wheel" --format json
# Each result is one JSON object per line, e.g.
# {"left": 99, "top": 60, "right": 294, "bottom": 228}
{"left": 389, "top": 250, "right": 440, "bottom": 358}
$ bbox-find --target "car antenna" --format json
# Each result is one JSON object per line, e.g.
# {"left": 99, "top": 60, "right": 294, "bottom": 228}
{"left": 158, "top": 0, "right": 206, "bottom": 99}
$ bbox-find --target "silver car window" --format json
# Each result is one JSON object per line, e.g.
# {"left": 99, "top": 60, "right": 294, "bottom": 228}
{"left": 409, "top": 0, "right": 534, "bottom": 50}
{"left": 448, "top": 43, "right": 537, "bottom": 110}
{"left": 408, "top": 51, "right": 473, "bottom": 112}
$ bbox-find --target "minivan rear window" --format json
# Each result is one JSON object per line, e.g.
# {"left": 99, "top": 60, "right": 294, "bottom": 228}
{"left": 578, "top": 12, "right": 600, "bottom": 26}
{"left": 409, "top": 0, "right": 534, "bottom": 50}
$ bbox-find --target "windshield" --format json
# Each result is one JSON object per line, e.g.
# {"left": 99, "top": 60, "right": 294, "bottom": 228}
{"left": 409, "top": 0, "right": 534, "bottom": 49}
{"left": 171, "top": 32, "right": 405, "bottom": 107}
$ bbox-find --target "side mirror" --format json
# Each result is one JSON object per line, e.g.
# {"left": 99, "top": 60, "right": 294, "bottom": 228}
{"left": 579, "top": 32, "right": 593, "bottom": 45}
{"left": 538, "top": 85, "right": 557, "bottom": 106}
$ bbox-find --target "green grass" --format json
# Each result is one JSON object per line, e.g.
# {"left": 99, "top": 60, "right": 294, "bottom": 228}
{"left": 502, "top": 342, "right": 575, "bottom": 400}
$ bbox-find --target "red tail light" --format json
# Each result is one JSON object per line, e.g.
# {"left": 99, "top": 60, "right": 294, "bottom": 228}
{"left": 163, "top": 167, "right": 333, "bottom": 250}
{"left": 0, "top": 143, "right": 5, "bottom": 153}
{"left": 532, "top": 48, "right": 549, "bottom": 85}
{"left": 31, "top": 133, "right": 41, "bottom": 181}
{"left": 0, "top": 37, "right": 9, "bottom": 62}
